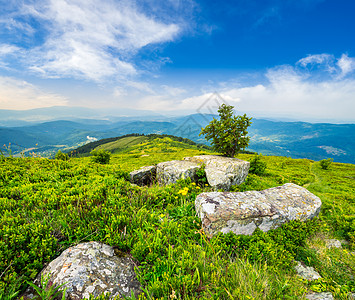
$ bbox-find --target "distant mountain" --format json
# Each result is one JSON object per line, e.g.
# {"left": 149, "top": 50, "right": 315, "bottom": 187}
{"left": 0, "top": 106, "right": 164, "bottom": 126}
{"left": 1, "top": 113, "right": 354, "bottom": 163}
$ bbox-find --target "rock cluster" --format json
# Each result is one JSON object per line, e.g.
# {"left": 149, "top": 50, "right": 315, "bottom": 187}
{"left": 195, "top": 183, "right": 322, "bottom": 237}
{"left": 129, "top": 155, "right": 250, "bottom": 190}
{"left": 23, "top": 242, "right": 141, "bottom": 299}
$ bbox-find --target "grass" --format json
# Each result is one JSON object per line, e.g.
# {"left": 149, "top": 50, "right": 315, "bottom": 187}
{"left": 0, "top": 136, "right": 354, "bottom": 299}
{"left": 96, "top": 136, "right": 148, "bottom": 153}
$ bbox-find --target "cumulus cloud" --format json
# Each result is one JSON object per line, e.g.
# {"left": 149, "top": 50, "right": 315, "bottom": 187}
{"left": 0, "top": 76, "right": 68, "bottom": 110}
{"left": 297, "top": 53, "right": 355, "bottom": 78}
{"left": 214, "top": 62, "right": 355, "bottom": 121}
{"left": 337, "top": 54, "right": 355, "bottom": 78}
{"left": 2, "top": 0, "right": 181, "bottom": 81}
{"left": 137, "top": 53, "right": 355, "bottom": 122}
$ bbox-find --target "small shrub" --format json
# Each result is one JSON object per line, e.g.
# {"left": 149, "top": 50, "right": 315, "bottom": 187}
{"left": 320, "top": 158, "right": 333, "bottom": 170}
{"left": 249, "top": 155, "right": 267, "bottom": 175}
{"left": 55, "top": 150, "right": 69, "bottom": 161}
{"left": 196, "top": 164, "right": 208, "bottom": 186}
{"left": 90, "top": 149, "right": 111, "bottom": 164}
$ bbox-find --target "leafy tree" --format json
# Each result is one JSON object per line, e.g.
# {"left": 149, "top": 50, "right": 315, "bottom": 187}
{"left": 90, "top": 149, "right": 111, "bottom": 164}
{"left": 200, "top": 104, "right": 252, "bottom": 157}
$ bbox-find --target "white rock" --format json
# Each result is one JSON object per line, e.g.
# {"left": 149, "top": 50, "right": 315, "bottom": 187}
{"left": 23, "top": 241, "right": 141, "bottom": 299}
{"left": 305, "top": 292, "right": 334, "bottom": 299}
{"left": 295, "top": 262, "right": 322, "bottom": 281}
{"left": 185, "top": 155, "right": 250, "bottom": 190}
{"left": 157, "top": 160, "right": 200, "bottom": 185}
{"left": 325, "top": 239, "right": 342, "bottom": 249}
{"left": 195, "top": 183, "right": 322, "bottom": 237}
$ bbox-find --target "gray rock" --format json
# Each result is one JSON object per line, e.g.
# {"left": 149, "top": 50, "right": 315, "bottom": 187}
{"left": 184, "top": 155, "right": 250, "bottom": 190}
{"left": 157, "top": 160, "right": 200, "bottom": 185}
{"left": 130, "top": 165, "right": 156, "bottom": 186}
{"left": 23, "top": 241, "right": 141, "bottom": 299}
{"left": 295, "top": 261, "right": 322, "bottom": 281}
{"left": 349, "top": 293, "right": 355, "bottom": 299}
{"left": 325, "top": 239, "right": 342, "bottom": 249}
{"left": 195, "top": 183, "right": 322, "bottom": 237}
{"left": 305, "top": 292, "right": 334, "bottom": 299}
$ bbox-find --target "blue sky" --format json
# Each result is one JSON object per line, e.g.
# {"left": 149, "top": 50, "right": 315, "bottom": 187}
{"left": 0, "top": 0, "right": 354, "bottom": 122}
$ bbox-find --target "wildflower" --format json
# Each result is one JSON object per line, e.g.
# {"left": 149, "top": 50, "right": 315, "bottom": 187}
{"left": 177, "top": 187, "right": 189, "bottom": 196}
{"left": 191, "top": 182, "right": 196, "bottom": 186}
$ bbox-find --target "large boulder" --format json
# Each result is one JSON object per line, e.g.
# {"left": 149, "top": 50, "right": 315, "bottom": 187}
{"left": 195, "top": 183, "right": 322, "bottom": 237}
{"left": 184, "top": 155, "right": 250, "bottom": 190}
{"left": 156, "top": 160, "right": 201, "bottom": 185}
{"left": 130, "top": 165, "right": 156, "bottom": 186}
{"left": 23, "top": 242, "right": 141, "bottom": 299}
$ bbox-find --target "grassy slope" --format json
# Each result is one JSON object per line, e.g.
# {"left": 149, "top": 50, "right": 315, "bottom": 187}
{"left": 96, "top": 136, "right": 148, "bottom": 153}
{"left": 0, "top": 137, "right": 354, "bottom": 299}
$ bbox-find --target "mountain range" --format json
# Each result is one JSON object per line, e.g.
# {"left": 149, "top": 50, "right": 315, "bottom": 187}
{"left": 0, "top": 107, "right": 354, "bottom": 164}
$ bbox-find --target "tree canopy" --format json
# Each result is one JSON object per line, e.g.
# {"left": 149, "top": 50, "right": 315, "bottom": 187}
{"left": 200, "top": 104, "right": 252, "bottom": 157}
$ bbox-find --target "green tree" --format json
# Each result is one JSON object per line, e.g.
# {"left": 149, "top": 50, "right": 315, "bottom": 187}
{"left": 200, "top": 104, "right": 252, "bottom": 157}
{"left": 90, "top": 149, "right": 111, "bottom": 164}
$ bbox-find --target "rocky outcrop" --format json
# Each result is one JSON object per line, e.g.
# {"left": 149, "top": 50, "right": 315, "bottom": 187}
{"left": 195, "top": 183, "right": 322, "bottom": 237}
{"left": 156, "top": 160, "right": 201, "bottom": 185}
{"left": 184, "top": 155, "right": 250, "bottom": 191}
{"left": 23, "top": 242, "right": 141, "bottom": 299}
{"left": 129, "top": 165, "right": 156, "bottom": 186}
{"left": 129, "top": 155, "right": 250, "bottom": 190}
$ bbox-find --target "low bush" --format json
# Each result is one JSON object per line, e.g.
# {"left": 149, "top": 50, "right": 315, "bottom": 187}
{"left": 320, "top": 158, "right": 333, "bottom": 170}
{"left": 55, "top": 150, "right": 69, "bottom": 161}
{"left": 249, "top": 154, "right": 267, "bottom": 175}
{"left": 90, "top": 149, "right": 111, "bottom": 164}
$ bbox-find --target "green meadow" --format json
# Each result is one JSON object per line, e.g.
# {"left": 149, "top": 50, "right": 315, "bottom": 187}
{"left": 0, "top": 136, "right": 354, "bottom": 299}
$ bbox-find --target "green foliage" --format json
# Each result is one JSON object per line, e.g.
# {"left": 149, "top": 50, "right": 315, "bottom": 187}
{"left": 249, "top": 154, "right": 267, "bottom": 175}
{"left": 200, "top": 104, "right": 252, "bottom": 157}
{"left": 90, "top": 149, "right": 111, "bottom": 164}
{"left": 54, "top": 150, "right": 69, "bottom": 161}
{"left": 0, "top": 279, "right": 20, "bottom": 300}
{"left": 320, "top": 158, "right": 333, "bottom": 170}
{"left": 195, "top": 164, "right": 208, "bottom": 186}
{"left": 26, "top": 273, "right": 66, "bottom": 300}
{"left": 0, "top": 138, "right": 354, "bottom": 299}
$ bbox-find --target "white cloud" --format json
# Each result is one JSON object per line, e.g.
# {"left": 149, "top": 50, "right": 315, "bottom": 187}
{"left": 218, "top": 64, "right": 355, "bottom": 121}
{"left": 337, "top": 54, "right": 355, "bottom": 78}
{"left": 135, "top": 53, "right": 355, "bottom": 122}
{"left": 0, "top": 76, "right": 68, "bottom": 110}
{"left": 297, "top": 53, "right": 355, "bottom": 78}
{"left": 3, "top": 0, "right": 181, "bottom": 81}
{"left": 0, "top": 44, "right": 21, "bottom": 56}
{"left": 297, "top": 53, "right": 333, "bottom": 67}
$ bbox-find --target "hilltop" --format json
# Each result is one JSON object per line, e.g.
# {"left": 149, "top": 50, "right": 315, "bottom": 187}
{"left": 0, "top": 137, "right": 354, "bottom": 299}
